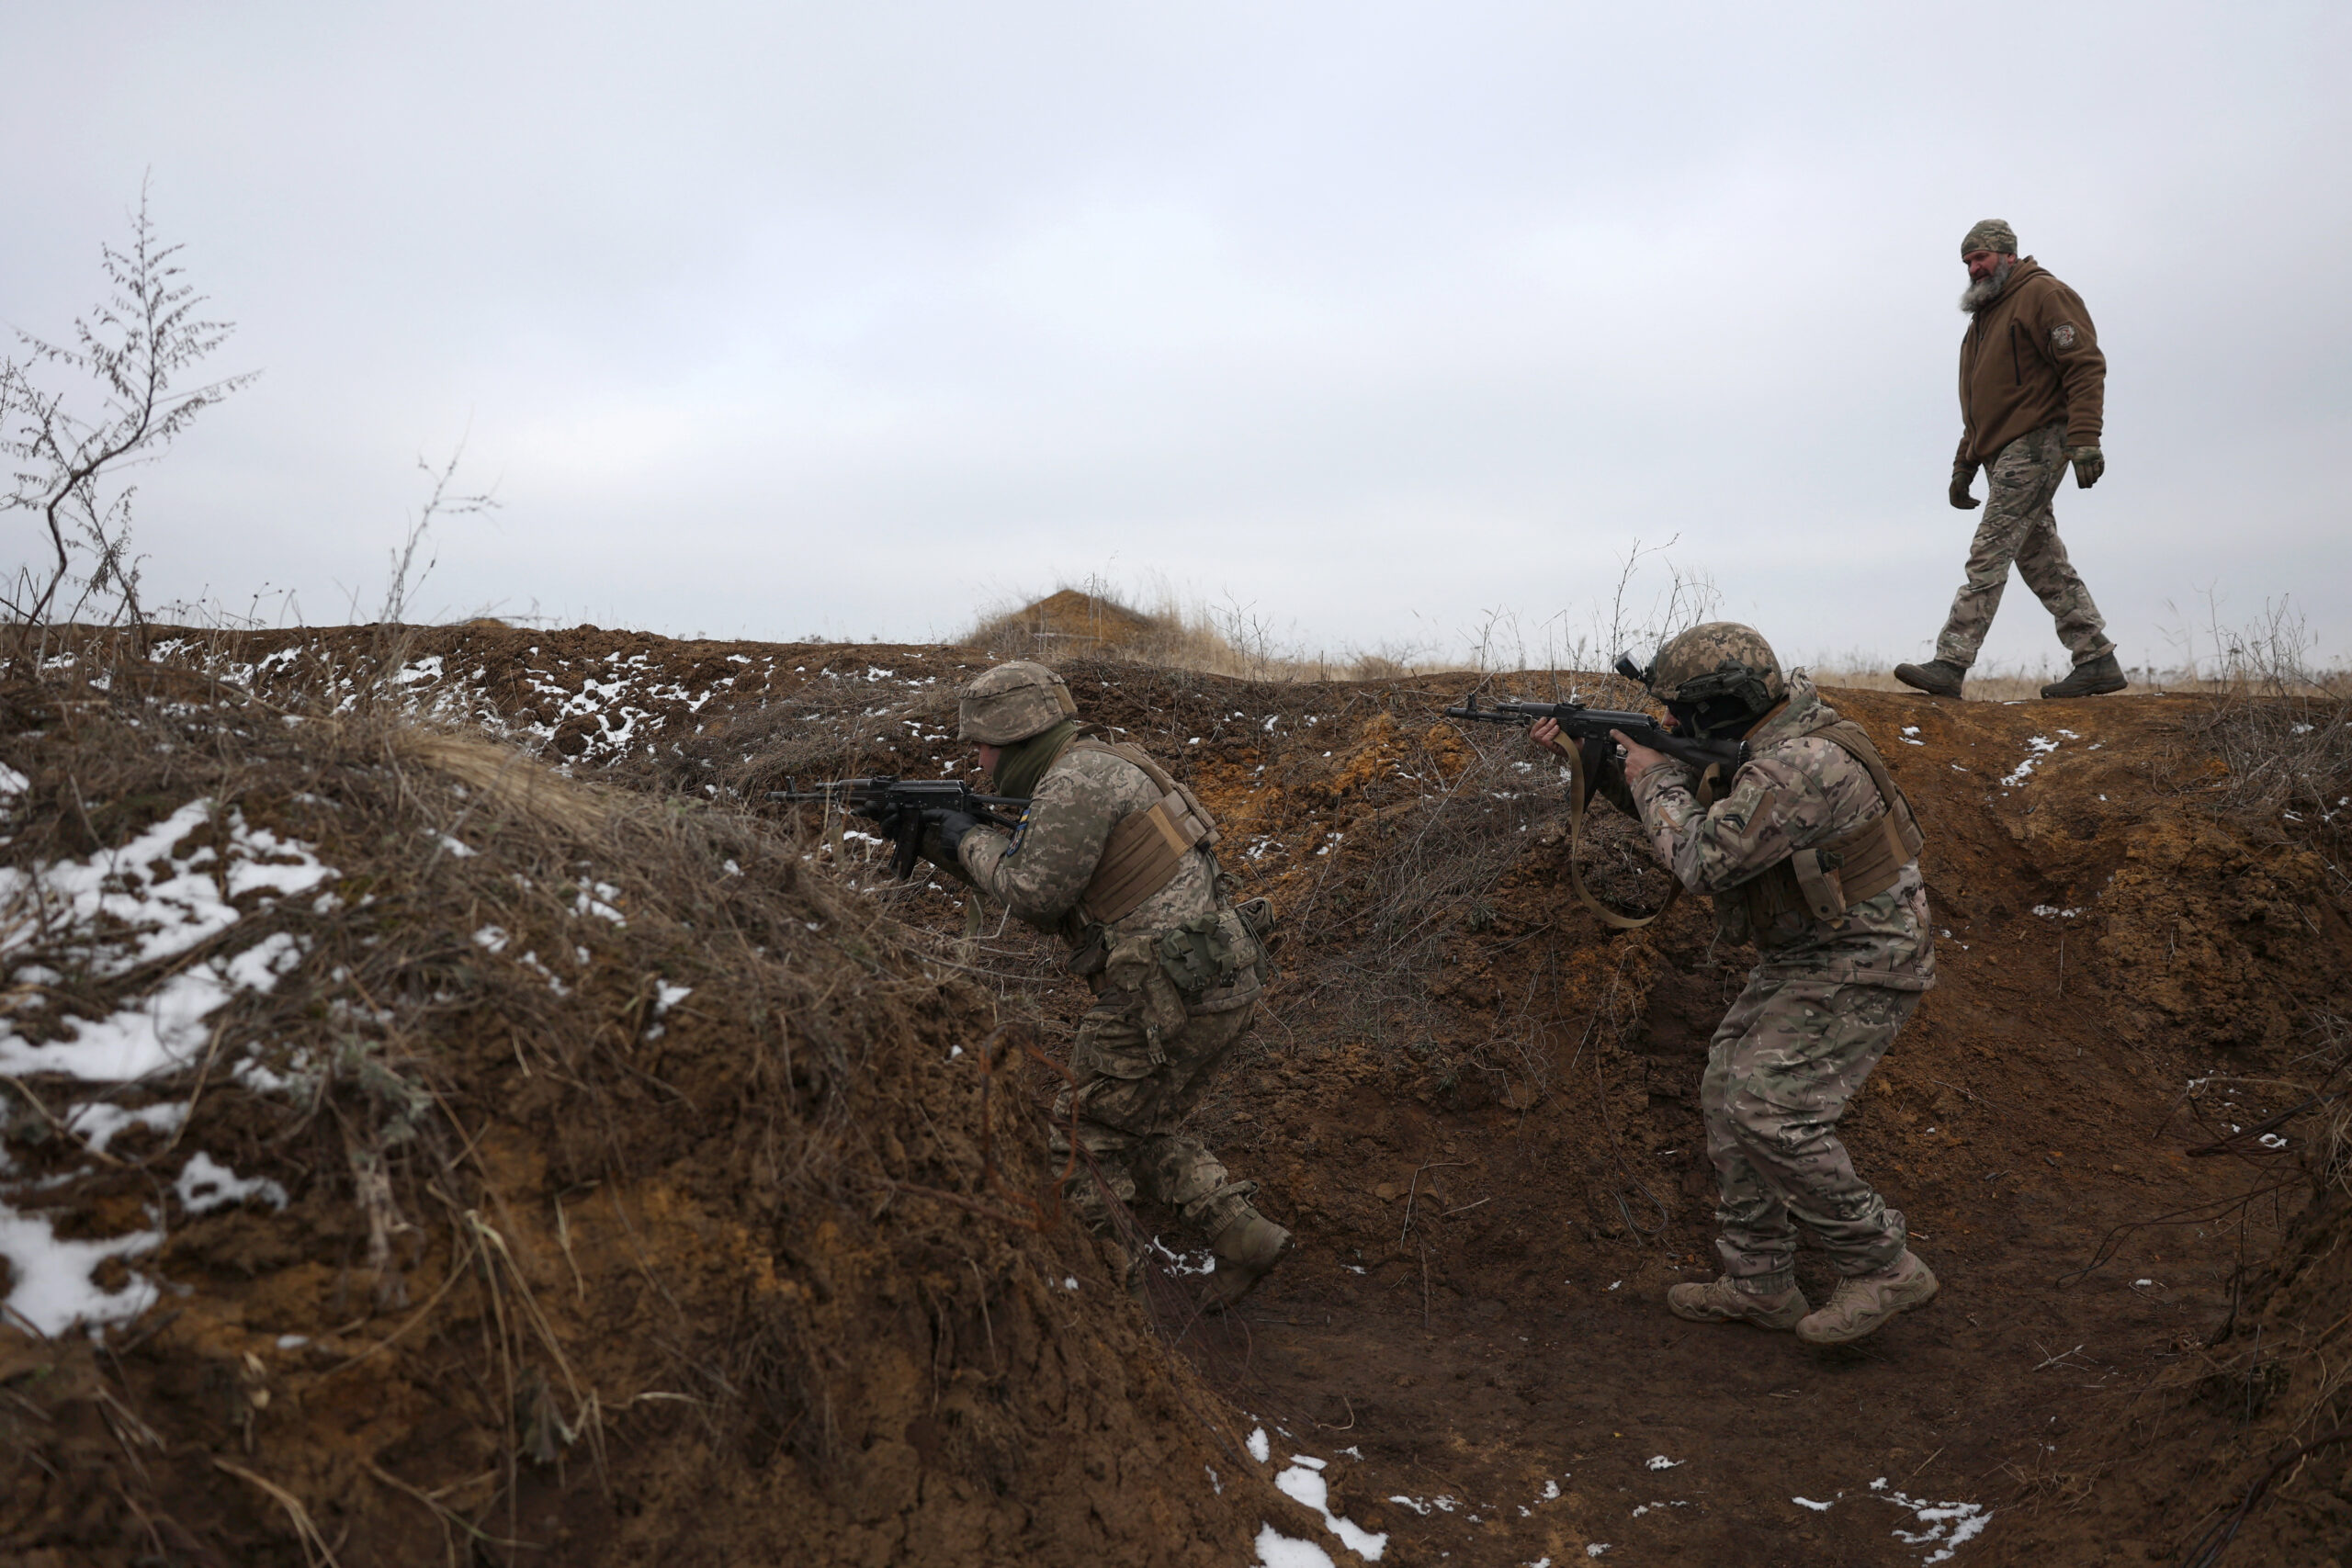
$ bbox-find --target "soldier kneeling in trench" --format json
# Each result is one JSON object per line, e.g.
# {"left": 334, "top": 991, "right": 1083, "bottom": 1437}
{"left": 1529, "top": 624, "right": 1940, "bottom": 1347}
{"left": 923, "top": 660, "right": 1290, "bottom": 1308}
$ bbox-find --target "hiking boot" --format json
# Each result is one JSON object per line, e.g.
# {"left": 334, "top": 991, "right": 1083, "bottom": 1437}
{"left": 1202, "top": 1212, "right": 1292, "bottom": 1310}
{"left": 1795, "top": 1250, "right": 1939, "bottom": 1347}
{"left": 1666, "top": 1276, "right": 1809, "bottom": 1331}
{"left": 2040, "top": 652, "right": 2128, "bottom": 699}
{"left": 1893, "top": 660, "right": 1965, "bottom": 699}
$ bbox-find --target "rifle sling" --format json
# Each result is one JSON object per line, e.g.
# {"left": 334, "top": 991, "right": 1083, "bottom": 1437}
{"left": 1561, "top": 737, "right": 1688, "bottom": 931}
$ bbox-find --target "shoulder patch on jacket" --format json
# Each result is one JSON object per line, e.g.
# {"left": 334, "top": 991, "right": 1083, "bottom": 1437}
{"left": 2050, "top": 322, "right": 2076, "bottom": 350}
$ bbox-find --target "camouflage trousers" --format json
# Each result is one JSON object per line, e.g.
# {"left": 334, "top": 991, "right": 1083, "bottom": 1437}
{"left": 1049, "top": 993, "right": 1261, "bottom": 1241}
{"left": 1701, "top": 973, "right": 1917, "bottom": 1293}
{"left": 1936, "top": 420, "right": 2115, "bottom": 671}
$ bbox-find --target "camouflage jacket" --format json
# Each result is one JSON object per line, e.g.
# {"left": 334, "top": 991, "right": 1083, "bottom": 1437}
{"left": 1627, "top": 674, "right": 1936, "bottom": 991}
{"left": 957, "top": 741, "right": 1227, "bottom": 945}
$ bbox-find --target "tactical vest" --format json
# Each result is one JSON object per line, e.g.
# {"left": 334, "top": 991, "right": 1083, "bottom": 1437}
{"left": 1060, "top": 735, "right": 1222, "bottom": 925}
{"left": 1728, "top": 716, "right": 1926, "bottom": 930}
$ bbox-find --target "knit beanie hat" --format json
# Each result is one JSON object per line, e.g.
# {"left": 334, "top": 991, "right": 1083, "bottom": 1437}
{"left": 1961, "top": 219, "right": 2018, "bottom": 256}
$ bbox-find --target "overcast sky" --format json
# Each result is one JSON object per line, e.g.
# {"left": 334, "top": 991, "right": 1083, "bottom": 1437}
{"left": 5, "top": 2, "right": 2346, "bottom": 674}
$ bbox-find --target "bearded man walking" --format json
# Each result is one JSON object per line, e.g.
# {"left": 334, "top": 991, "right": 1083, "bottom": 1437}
{"left": 1895, "top": 220, "right": 2127, "bottom": 701}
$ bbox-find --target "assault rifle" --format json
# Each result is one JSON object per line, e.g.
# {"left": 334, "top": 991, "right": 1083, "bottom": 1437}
{"left": 1438, "top": 660, "right": 1749, "bottom": 931}
{"left": 1440, "top": 694, "right": 1747, "bottom": 775}
{"left": 765, "top": 778, "right": 1026, "bottom": 880}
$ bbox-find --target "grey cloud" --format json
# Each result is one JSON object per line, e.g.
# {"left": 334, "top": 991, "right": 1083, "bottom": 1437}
{"left": 3, "top": 1, "right": 2346, "bottom": 671}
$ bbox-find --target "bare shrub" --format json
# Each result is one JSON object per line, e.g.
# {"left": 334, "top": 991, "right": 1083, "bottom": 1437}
{"left": 0, "top": 184, "right": 255, "bottom": 654}
{"left": 2180, "top": 598, "right": 2352, "bottom": 880}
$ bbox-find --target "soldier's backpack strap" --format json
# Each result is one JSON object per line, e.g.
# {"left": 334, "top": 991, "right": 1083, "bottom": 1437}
{"left": 1069, "top": 738, "right": 1221, "bottom": 926}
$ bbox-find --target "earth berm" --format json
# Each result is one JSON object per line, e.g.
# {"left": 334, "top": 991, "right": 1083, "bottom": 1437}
{"left": 1, "top": 624, "right": 2346, "bottom": 1566}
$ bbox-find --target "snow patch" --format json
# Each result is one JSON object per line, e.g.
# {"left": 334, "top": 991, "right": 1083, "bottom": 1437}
{"left": 1999, "top": 736, "right": 2060, "bottom": 787}
{"left": 174, "top": 1151, "right": 288, "bottom": 1215}
{"left": 62, "top": 1100, "right": 187, "bottom": 1154}
{"left": 0, "top": 1208, "right": 163, "bottom": 1336}
{"left": 644, "top": 980, "right": 694, "bottom": 1041}
{"left": 1275, "top": 1458, "right": 1387, "bottom": 1561}
{"left": 1870, "top": 1479, "right": 1992, "bottom": 1562}
{"left": 1256, "top": 1524, "right": 1338, "bottom": 1568}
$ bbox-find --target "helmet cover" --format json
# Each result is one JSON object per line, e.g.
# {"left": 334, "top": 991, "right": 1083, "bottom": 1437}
{"left": 1646, "top": 622, "right": 1787, "bottom": 732}
{"left": 957, "top": 660, "right": 1079, "bottom": 744}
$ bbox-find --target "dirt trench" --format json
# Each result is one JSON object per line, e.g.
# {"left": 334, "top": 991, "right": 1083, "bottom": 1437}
{"left": 5, "top": 626, "right": 2348, "bottom": 1566}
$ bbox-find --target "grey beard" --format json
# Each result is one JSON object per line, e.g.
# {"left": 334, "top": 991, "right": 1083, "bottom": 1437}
{"left": 1959, "top": 257, "right": 2015, "bottom": 313}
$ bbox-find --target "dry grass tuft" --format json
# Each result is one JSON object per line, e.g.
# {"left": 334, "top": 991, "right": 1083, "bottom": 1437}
{"left": 391, "top": 728, "right": 617, "bottom": 840}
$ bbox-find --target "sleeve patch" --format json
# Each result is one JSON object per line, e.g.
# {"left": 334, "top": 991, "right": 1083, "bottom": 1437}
{"left": 2050, "top": 322, "right": 2076, "bottom": 350}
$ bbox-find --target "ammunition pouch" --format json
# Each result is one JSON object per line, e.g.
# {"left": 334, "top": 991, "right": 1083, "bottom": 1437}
{"left": 1736, "top": 719, "right": 1926, "bottom": 931}
{"left": 1156, "top": 908, "right": 1268, "bottom": 1002}
{"left": 1074, "top": 738, "right": 1223, "bottom": 925}
{"left": 1100, "top": 932, "right": 1191, "bottom": 1054}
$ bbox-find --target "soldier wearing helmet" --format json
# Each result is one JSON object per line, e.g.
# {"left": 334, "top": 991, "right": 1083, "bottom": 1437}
{"left": 1529, "top": 623, "right": 1941, "bottom": 1348}
{"left": 927, "top": 660, "right": 1288, "bottom": 1309}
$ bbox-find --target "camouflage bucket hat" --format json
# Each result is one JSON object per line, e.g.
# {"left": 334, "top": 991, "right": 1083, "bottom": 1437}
{"left": 1961, "top": 219, "right": 2018, "bottom": 256}
{"left": 1648, "top": 622, "right": 1786, "bottom": 712}
{"left": 957, "top": 660, "right": 1078, "bottom": 744}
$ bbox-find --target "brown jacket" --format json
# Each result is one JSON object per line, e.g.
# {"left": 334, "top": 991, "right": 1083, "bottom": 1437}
{"left": 1954, "top": 257, "right": 2105, "bottom": 469}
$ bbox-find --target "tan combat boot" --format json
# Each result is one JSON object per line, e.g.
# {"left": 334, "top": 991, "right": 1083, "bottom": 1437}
{"left": 1202, "top": 1212, "right": 1292, "bottom": 1310}
{"left": 1795, "top": 1250, "right": 1939, "bottom": 1346}
{"left": 1893, "top": 660, "right": 1965, "bottom": 699}
{"left": 1666, "top": 1276, "right": 1809, "bottom": 1330}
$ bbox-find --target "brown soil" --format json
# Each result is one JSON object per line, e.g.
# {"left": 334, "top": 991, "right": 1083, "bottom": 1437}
{"left": 5, "top": 625, "right": 2348, "bottom": 1567}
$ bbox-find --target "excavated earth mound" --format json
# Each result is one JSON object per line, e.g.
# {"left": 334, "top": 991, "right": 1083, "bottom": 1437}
{"left": 968, "top": 591, "right": 1167, "bottom": 661}
{"left": 4, "top": 623, "right": 2348, "bottom": 1567}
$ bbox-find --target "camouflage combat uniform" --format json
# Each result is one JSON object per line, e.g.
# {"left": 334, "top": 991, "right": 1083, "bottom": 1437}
{"left": 1937, "top": 418, "right": 2115, "bottom": 671}
{"left": 957, "top": 740, "right": 1269, "bottom": 1242}
{"left": 1628, "top": 671, "right": 1935, "bottom": 1294}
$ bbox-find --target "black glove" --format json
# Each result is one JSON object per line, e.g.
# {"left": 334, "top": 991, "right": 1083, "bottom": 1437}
{"left": 930, "top": 810, "right": 981, "bottom": 853}
{"left": 1948, "top": 464, "right": 1981, "bottom": 510}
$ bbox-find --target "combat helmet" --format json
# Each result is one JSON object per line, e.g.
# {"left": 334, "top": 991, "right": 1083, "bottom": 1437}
{"left": 957, "top": 660, "right": 1079, "bottom": 744}
{"left": 1641, "top": 622, "right": 1787, "bottom": 739}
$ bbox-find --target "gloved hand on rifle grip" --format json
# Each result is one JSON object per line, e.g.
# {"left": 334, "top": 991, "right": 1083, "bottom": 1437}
{"left": 930, "top": 809, "right": 981, "bottom": 853}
